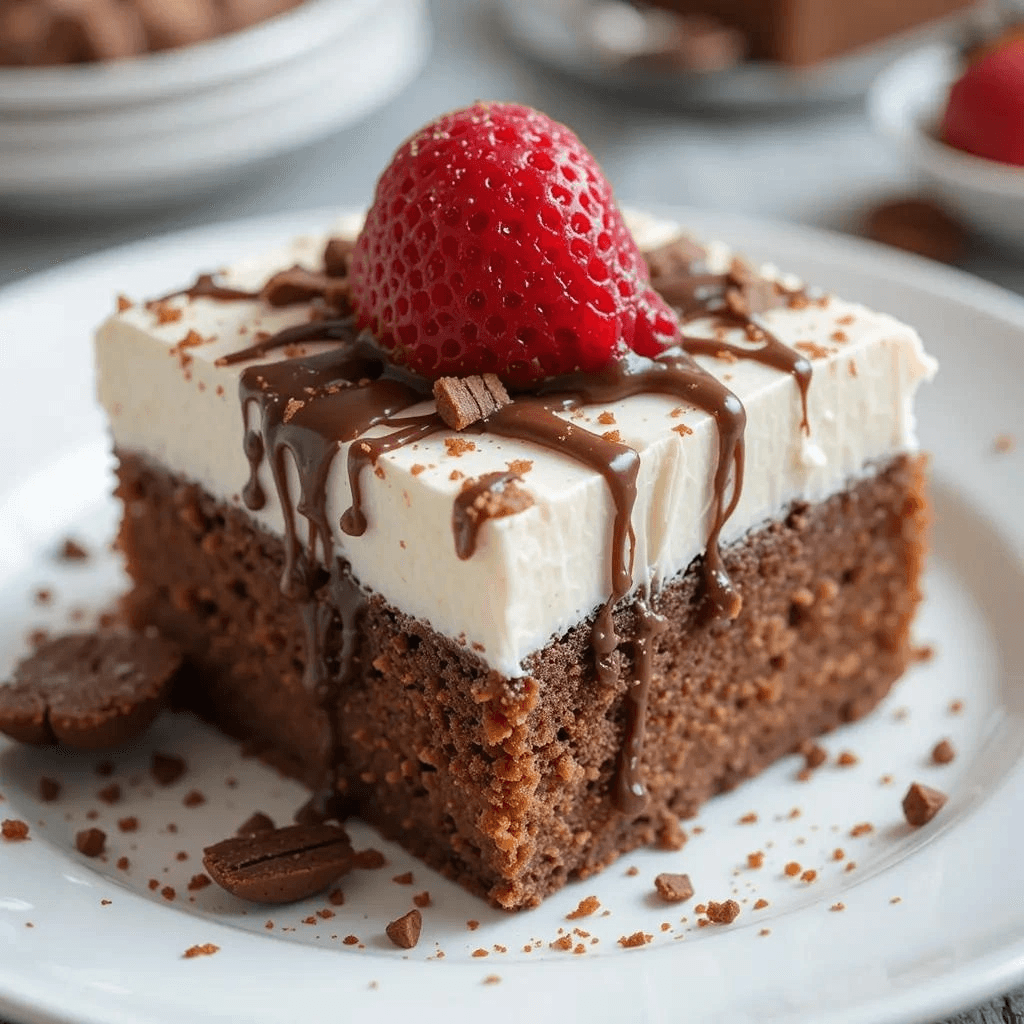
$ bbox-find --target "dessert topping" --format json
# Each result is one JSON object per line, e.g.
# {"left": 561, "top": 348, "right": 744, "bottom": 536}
{"left": 0, "top": 632, "right": 181, "bottom": 750}
{"left": 433, "top": 373, "right": 511, "bottom": 430}
{"left": 902, "top": 782, "right": 947, "bottom": 827}
{"left": 203, "top": 823, "right": 354, "bottom": 904}
{"left": 349, "top": 102, "right": 678, "bottom": 383}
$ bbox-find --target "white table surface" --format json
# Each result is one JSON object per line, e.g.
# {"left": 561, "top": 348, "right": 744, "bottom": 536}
{"left": 0, "top": 2, "right": 1022, "bottom": 1021}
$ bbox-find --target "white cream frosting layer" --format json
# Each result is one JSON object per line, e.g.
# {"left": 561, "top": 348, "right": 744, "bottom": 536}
{"left": 95, "top": 211, "right": 937, "bottom": 677}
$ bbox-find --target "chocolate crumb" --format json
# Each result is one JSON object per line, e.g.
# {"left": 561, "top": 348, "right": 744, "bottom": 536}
{"left": 354, "top": 848, "right": 387, "bottom": 870}
{"left": 949, "top": 699, "right": 964, "bottom": 715}
{"left": 392, "top": 871, "right": 414, "bottom": 885}
{"left": 902, "top": 782, "right": 947, "bottom": 826}
{"left": 483, "top": 975, "right": 501, "bottom": 985}
{"left": 151, "top": 752, "right": 187, "bottom": 786}
{"left": 830, "top": 902, "right": 845, "bottom": 912}
{"left": 161, "top": 886, "right": 176, "bottom": 901}
{"left": 343, "top": 935, "right": 359, "bottom": 945}
{"left": 837, "top": 750, "right": 859, "bottom": 767}
{"left": 443, "top": 437, "right": 476, "bottom": 458}
{"left": 738, "top": 812, "right": 758, "bottom": 824}
{"left": 890, "top": 896, "right": 902, "bottom": 904}
{"left": 832, "top": 848, "right": 845, "bottom": 861}
{"left": 566, "top": 895, "right": 601, "bottom": 919}
{"left": 58, "top": 538, "right": 89, "bottom": 562}
{"left": 467, "top": 920, "right": 480, "bottom": 931}
{"left": 784, "top": 862, "right": 801, "bottom": 877}
{"left": 550, "top": 935, "right": 573, "bottom": 951}
{"left": 845, "top": 862, "right": 857, "bottom": 873}
{"left": 2, "top": 819, "right": 29, "bottom": 841}
{"left": 747, "top": 851, "right": 765, "bottom": 869}
{"left": 148, "top": 879, "right": 159, "bottom": 890}
{"left": 117, "top": 856, "right": 130, "bottom": 871}
{"left": 183, "top": 943, "right": 219, "bottom": 959}
{"left": 617, "top": 931, "right": 651, "bottom": 948}
{"left": 34, "top": 588, "right": 52, "bottom": 606}
{"left": 176, "top": 851, "right": 189, "bottom": 862}
{"left": 754, "top": 898, "right": 769, "bottom": 910}
{"left": 75, "top": 827, "right": 106, "bottom": 857}
{"left": 182, "top": 790, "right": 205, "bottom": 808}
{"left": 328, "top": 889, "right": 345, "bottom": 906}
{"left": 800, "top": 869, "right": 817, "bottom": 883}
{"left": 39, "top": 777, "right": 60, "bottom": 802}
{"left": 803, "top": 743, "right": 827, "bottom": 770}
{"left": 931, "top": 739, "right": 956, "bottom": 765}
{"left": 236, "top": 811, "right": 275, "bottom": 837}
{"left": 625, "top": 865, "right": 639, "bottom": 877}
{"left": 433, "top": 374, "right": 511, "bottom": 430}
{"left": 118, "top": 816, "right": 138, "bottom": 832}
{"left": 654, "top": 873, "right": 694, "bottom": 903}
{"left": 412, "top": 891, "right": 431, "bottom": 908}
{"left": 850, "top": 823, "right": 874, "bottom": 837}
{"left": 704, "top": 900, "right": 740, "bottom": 924}
{"left": 97, "top": 783, "right": 121, "bottom": 804}
{"left": 472, "top": 948, "right": 489, "bottom": 957}
{"left": 994, "top": 434, "right": 1015, "bottom": 454}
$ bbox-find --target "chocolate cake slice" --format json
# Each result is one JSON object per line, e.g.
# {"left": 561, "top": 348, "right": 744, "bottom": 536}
{"left": 95, "top": 104, "right": 935, "bottom": 909}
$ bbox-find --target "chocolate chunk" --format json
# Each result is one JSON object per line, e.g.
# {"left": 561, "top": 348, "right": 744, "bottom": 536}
{"left": 725, "top": 258, "right": 781, "bottom": 318}
{"left": 385, "top": 908, "right": 422, "bottom": 949}
{"left": 75, "top": 827, "right": 106, "bottom": 858}
{"left": 203, "top": 824, "right": 354, "bottom": 904}
{"left": 802, "top": 742, "right": 827, "bottom": 770}
{"left": 237, "top": 811, "right": 275, "bottom": 837}
{"left": 931, "top": 739, "right": 956, "bottom": 764}
{"left": 262, "top": 266, "right": 337, "bottom": 307}
{"left": 0, "top": 632, "right": 181, "bottom": 750}
{"left": 433, "top": 374, "right": 511, "bottom": 430}
{"left": 323, "top": 237, "right": 355, "bottom": 278}
{"left": 39, "top": 777, "right": 61, "bottom": 802}
{"left": 151, "top": 752, "right": 187, "bottom": 786}
{"left": 865, "top": 199, "right": 968, "bottom": 265}
{"left": 902, "top": 782, "right": 947, "bottom": 826}
{"left": 654, "top": 872, "right": 694, "bottom": 903}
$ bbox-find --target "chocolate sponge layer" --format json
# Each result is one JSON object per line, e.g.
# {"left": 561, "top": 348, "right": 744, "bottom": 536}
{"left": 117, "top": 451, "right": 927, "bottom": 909}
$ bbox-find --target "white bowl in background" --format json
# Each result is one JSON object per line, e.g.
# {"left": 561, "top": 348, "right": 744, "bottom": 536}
{"left": 0, "top": 0, "right": 430, "bottom": 211}
{"left": 868, "top": 43, "right": 1024, "bottom": 253}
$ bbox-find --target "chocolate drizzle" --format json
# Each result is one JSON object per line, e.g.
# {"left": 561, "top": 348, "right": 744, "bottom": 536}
{"left": 188, "top": 230, "right": 817, "bottom": 823}
{"left": 152, "top": 273, "right": 260, "bottom": 306}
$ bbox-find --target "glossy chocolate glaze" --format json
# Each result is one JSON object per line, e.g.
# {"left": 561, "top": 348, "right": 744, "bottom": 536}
{"left": 181, "top": 232, "right": 812, "bottom": 820}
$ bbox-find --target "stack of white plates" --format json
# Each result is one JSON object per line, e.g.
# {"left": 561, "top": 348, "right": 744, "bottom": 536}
{"left": 0, "top": 0, "right": 430, "bottom": 211}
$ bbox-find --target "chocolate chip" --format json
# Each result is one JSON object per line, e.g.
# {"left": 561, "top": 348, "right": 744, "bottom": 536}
{"left": 75, "top": 827, "right": 106, "bottom": 858}
{"left": 150, "top": 752, "right": 187, "bottom": 786}
{"left": 385, "top": 909, "right": 422, "bottom": 949}
{"left": 323, "top": 237, "right": 354, "bottom": 278}
{"left": 902, "top": 782, "right": 947, "bottom": 826}
{"left": 236, "top": 812, "right": 275, "bottom": 837}
{"left": 654, "top": 872, "right": 694, "bottom": 903}
{"left": 39, "top": 777, "right": 61, "bottom": 802}
{"left": 203, "top": 824, "right": 354, "bottom": 904}
{"left": 433, "top": 374, "right": 511, "bottom": 430}
{"left": 0, "top": 632, "right": 180, "bottom": 750}
{"left": 58, "top": 538, "right": 89, "bottom": 562}
{"left": 931, "top": 739, "right": 956, "bottom": 764}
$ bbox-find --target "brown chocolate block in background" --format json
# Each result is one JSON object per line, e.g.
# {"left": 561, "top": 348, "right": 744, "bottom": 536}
{"left": 117, "top": 449, "right": 927, "bottom": 910}
{"left": 642, "top": 0, "right": 976, "bottom": 65}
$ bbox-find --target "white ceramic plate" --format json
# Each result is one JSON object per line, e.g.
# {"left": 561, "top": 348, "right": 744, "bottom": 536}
{"left": 868, "top": 44, "right": 1024, "bottom": 254}
{"left": 1, "top": 207, "right": 1024, "bottom": 1024}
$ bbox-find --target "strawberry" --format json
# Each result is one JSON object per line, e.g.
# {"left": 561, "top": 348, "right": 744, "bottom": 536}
{"left": 942, "top": 37, "right": 1024, "bottom": 167}
{"left": 349, "top": 102, "right": 678, "bottom": 384}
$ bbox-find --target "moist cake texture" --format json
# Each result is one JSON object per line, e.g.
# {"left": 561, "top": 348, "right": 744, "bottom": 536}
{"left": 95, "top": 105, "right": 935, "bottom": 908}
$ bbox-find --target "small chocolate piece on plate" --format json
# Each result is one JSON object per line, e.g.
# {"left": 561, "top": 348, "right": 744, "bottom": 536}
{"left": 386, "top": 908, "right": 422, "bottom": 949}
{"left": 151, "top": 752, "right": 187, "bottom": 786}
{"left": 0, "top": 632, "right": 181, "bottom": 750}
{"left": 75, "top": 827, "right": 107, "bottom": 858}
{"left": 654, "top": 872, "right": 694, "bottom": 903}
{"left": 902, "top": 782, "right": 948, "bottom": 826}
{"left": 203, "top": 824, "right": 354, "bottom": 904}
{"left": 931, "top": 738, "right": 956, "bottom": 765}
{"left": 236, "top": 811, "right": 275, "bottom": 837}
{"left": 433, "top": 374, "right": 511, "bottom": 430}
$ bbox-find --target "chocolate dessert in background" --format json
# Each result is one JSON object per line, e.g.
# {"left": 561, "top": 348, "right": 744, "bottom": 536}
{"left": 638, "top": 0, "right": 977, "bottom": 65}
{"left": 0, "top": 0, "right": 304, "bottom": 66}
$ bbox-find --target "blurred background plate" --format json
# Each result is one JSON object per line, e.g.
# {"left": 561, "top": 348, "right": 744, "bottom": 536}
{"left": 495, "top": 0, "right": 973, "bottom": 110}
{"left": 0, "top": 0, "right": 430, "bottom": 212}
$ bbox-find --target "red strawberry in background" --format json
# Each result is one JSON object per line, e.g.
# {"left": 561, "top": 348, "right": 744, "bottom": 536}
{"left": 942, "top": 36, "right": 1024, "bottom": 167}
{"left": 349, "top": 102, "right": 678, "bottom": 385}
